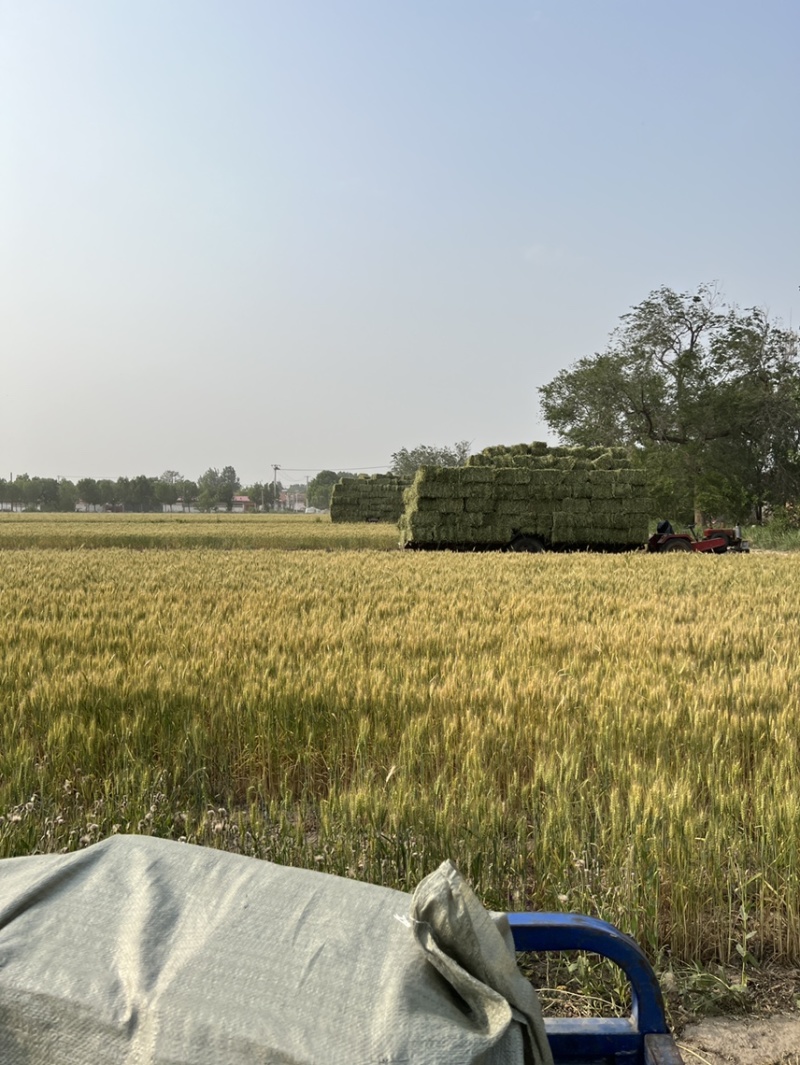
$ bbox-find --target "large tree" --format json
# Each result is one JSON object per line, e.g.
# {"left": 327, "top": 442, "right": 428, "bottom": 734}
{"left": 77, "top": 478, "right": 102, "bottom": 510}
{"left": 59, "top": 480, "right": 79, "bottom": 512}
{"left": 97, "top": 479, "right": 118, "bottom": 508}
{"left": 389, "top": 441, "right": 471, "bottom": 478}
{"left": 538, "top": 285, "right": 800, "bottom": 522}
{"left": 178, "top": 479, "right": 198, "bottom": 511}
{"left": 154, "top": 470, "right": 181, "bottom": 510}
{"left": 130, "top": 475, "right": 157, "bottom": 512}
{"left": 307, "top": 471, "right": 354, "bottom": 510}
{"left": 198, "top": 466, "right": 240, "bottom": 511}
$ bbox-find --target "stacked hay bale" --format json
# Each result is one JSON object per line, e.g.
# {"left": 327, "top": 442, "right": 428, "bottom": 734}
{"left": 399, "top": 443, "right": 649, "bottom": 549}
{"left": 330, "top": 474, "right": 411, "bottom": 523}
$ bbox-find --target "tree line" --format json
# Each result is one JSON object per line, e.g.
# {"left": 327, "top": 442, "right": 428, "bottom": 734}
{"left": 0, "top": 467, "right": 285, "bottom": 513}
{"left": 539, "top": 284, "right": 800, "bottom": 524}
{"left": 2, "top": 443, "right": 475, "bottom": 514}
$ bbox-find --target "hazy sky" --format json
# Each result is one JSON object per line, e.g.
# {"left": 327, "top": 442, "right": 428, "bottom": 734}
{"left": 2, "top": 1, "right": 798, "bottom": 485}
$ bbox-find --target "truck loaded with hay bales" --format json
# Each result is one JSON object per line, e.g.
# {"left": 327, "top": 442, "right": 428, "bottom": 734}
{"left": 330, "top": 473, "right": 411, "bottom": 524}
{"left": 399, "top": 443, "right": 649, "bottom": 552}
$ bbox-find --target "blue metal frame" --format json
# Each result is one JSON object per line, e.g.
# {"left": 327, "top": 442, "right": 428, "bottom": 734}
{"left": 508, "top": 913, "right": 679, "bottom": 1064}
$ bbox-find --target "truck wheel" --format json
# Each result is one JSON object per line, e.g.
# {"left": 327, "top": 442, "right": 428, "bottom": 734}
{"left": 510, "top": 535, "right": 545, "bottom": 553}
{"left": 660, "top": 539, "right": 692, "bottom": 552}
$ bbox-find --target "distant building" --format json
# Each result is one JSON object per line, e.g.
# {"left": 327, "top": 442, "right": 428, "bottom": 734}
{"left": 231, "top": 495, "right": 256, "bottom": 513}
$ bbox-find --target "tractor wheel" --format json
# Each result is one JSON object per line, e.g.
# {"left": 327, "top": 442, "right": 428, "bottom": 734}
{"left": 711, "top": 534, "right": 730, "bottom": 554}
{"left": 510, "top": 535, "right": 545, "bottom": 553}
{"left": 660, "top": 538, "right": 692, "bottom": 552}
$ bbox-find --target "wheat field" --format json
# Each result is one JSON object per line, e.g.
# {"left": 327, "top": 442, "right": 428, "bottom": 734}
{"left": 0, "top": 512, "right": 398, "bottom": 550}
{"left": 0, "top": 516, "right": 797, "bottom": 971}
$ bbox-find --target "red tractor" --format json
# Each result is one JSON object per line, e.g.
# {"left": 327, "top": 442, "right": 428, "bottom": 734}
{"left": 647, "top": 521, "right": 750, "bottom": 554}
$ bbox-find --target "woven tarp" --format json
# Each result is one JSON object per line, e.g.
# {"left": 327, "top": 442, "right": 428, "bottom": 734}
{"left": 0, "top": 835, "right": 552, "bottom": 1065}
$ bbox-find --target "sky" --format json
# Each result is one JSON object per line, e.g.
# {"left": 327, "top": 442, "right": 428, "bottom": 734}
{"left": 2, "top": 0, "right": 798, "bottom": 486}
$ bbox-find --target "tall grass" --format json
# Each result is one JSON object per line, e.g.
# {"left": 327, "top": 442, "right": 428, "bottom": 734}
{"left": 0, "top": 546, "right": 797, "bottom": 971}
{"left": 742, "top": 523, "right": 800, "bottom": 551}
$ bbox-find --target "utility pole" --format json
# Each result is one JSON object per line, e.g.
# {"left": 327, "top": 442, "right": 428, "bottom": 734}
{"left": 272, "top": 465, "right": 281, "bottom": 512}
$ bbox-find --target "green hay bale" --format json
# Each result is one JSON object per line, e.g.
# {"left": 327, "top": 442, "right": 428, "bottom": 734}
{"left": 496, "top": 501, "right": 530, "bottom": 517}
{"left": 465, "top": 497, "right": 494, "bottom": 514}
{"left": 412, "top": 466, "right": 450, "bottom": 487}
{"left": 550, "top": 488, "right": 573, "bottom": 505}
{"left": 527, "top": 469, "right": 565, "bottom": 492}
{"left": 415, "top": 498, "right": 466, "bottom": 514}
{"left": 408, "top": 522, "right": 440, "bottom": 538}
{"left": 550, "top": 513, "right": 572, "bottom": 541}
{"left": 409, "top": 467, "right": 459, "bottom": 494}
{"left": 561, "top": 457, "right": 593, "bottom": 472}
{"left": 420, "top": 482, "right": 461, "bottom": 499}
{"left": 527, "top": 468, "right": 565, "bottom": 482}
{"left": 471, "top": 442, "right": 637, "bottom": 472}
{"left": 493, "top": 486, "right": 530, "bottom": 502}
{"left": 590, "top": 454, "right": 616, "bottom": 470}
{"left": 529, "top": 484, "right": 557, "bottom": 501}
{"left": 587, "top": 469, "right": 615, "bottom": 489}
{"left": 447, "top": 515, "right": 485, "bottom": 535}
{"left": 558, "top": 497, "right": 591, "bottom": 515}
{"left": 590, "top": 453, "right": 628, "bottom": 470}
{"left": 458, "top": 466, "right": 496, "bottom": 484}
{"left": 494, "top": 468, "right": 532, "bottom": 486}
{"left": 522, "top": 507, "right": 556, "bottom": 524}
{"left": 487, "top": 521, "right": 514, "bottom": 542}
{"left": 468, "top": 441, "right": 551, "bottom": 466}
{"left": 613, "top": 469, "right": 645, "bottom": 486}
{"left": 458, "top": 512, "right": 488, "bottom": 528}
{"left": 462, "top": 484, "right": 495, "bottom": 503}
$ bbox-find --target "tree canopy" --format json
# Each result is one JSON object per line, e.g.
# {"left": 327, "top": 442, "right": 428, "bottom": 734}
{"left": 197, "top": 466, "right": 241, "bottom": 511}
{"left": 389, "top": 441, "right": 471, "bottom": 478}
{"left": 538, "top": 285, "right": 800, "bottom": 522}
{"left": 307, "top": 471, "right": 354, "bottom": 510}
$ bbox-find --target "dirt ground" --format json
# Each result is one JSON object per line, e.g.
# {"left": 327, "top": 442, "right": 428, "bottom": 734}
{"left": 678, "top": 1015, "right": 800, "bottom": 1065}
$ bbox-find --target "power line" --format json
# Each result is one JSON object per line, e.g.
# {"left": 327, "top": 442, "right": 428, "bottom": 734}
{"left": 278, "top": 464, "right": 391, "bottom": 473}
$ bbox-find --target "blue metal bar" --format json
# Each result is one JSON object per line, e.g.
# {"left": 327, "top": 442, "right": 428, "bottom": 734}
{"left": 507, "top": 912, "right": 669, "bottom": 1036}
{"left": 543, "top": 1017, "right": 642, "bottom": 1064}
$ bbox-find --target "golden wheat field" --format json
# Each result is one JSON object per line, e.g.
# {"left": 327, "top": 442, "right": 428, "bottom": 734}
{"left": 0, "top": 512, "right": 398, "bottom": 550}
{"left": 0, "top": 514, "right": 798, "bottom": 977}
